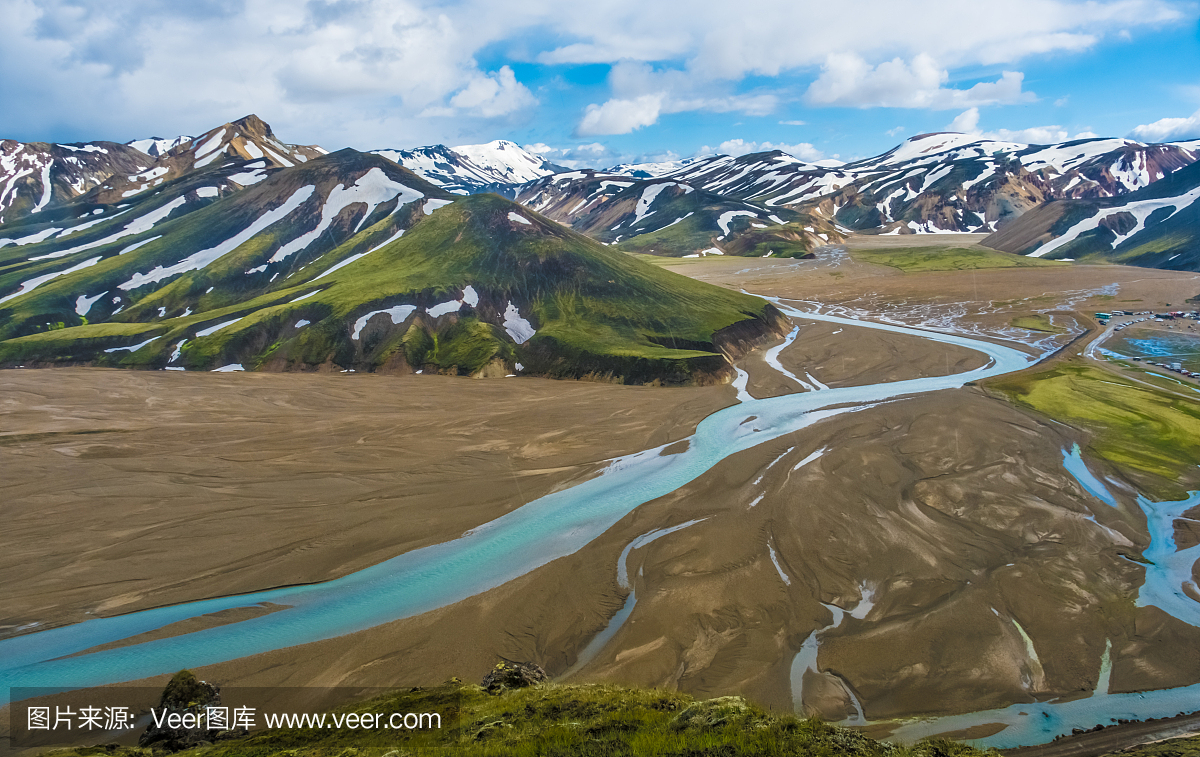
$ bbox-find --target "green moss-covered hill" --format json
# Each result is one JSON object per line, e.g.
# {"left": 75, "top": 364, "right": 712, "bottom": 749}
{"left": 0, "top": 150, "right": 784, "bottom": 384}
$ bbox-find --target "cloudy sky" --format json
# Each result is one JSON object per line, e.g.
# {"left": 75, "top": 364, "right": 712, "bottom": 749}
{"left": 2, "top": 0, "right": 1199, "bottom": 166}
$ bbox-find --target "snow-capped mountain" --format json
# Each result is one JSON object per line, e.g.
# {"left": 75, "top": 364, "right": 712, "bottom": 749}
{"left": 983, "top": 158, "right": 1200, "bottom": 270}
{"left": 451, "top": 140, "right": 560, "bottom": 184}
{"left": 0, "top": 140, "right": 151, "bottom": 224}
{"left": 88, "top": 115, "right": 328, "bottom": 205}
{"left": 604, "top": 158, "right": 708, "bottom": 179}
{"left": 629, "top": 134, "right": 1200, "bottom": 235}
{"left": 6, "top": 115, "right": 1199, "bottom": 272}
{"left": 372, "top": 145, "right": 513, "bottom": 194}
{"left": 0, "top": 116, "right": 327, "bottom": 225}
{"left": 0, "top": 134, "right": 778, "bottom": 384}
{"left": 511, "top": 170, "right": 846, "bottom": 257}
{"left": 373, "top": 140, "right": 560, "bottom": 194}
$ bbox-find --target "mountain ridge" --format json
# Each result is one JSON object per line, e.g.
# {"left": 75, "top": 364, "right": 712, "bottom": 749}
{"left": 0, "top": 123, "right": 784, "bottom": 384}
{"left": 372, "top": 139, "right": 561, "bottom": 194}
{"left": 5, "top": 118, "right": 1200, "bottom": 278}
{"left": 981, "top": 158, "right": 1200, "bottom": 269}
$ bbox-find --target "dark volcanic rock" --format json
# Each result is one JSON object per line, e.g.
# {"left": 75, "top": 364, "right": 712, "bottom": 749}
{"left": 139, "top": 670, "right": 229, "bottom": 751}
{"left": 1099, "top": 211, "right": 1138, "bottom": 235}
{"left": 481, "top": 660, "right": 549, "bottom": 693}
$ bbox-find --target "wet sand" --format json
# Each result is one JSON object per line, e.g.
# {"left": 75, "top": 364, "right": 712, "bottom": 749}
{"left": 5, "top": 241, "right": 1200, "bottom": 741}
{"left": 0, "top": 369, "right": 728, "bottom": 634}
{"left": 66, "top": 384, "right": 1199, "bottom": 725}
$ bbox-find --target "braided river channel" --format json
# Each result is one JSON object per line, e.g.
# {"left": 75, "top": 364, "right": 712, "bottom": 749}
{"left": 3, "top": 301, "right": 1198, "bottom": 748}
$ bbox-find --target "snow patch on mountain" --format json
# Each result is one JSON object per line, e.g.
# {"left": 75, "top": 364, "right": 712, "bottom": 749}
{"left": 103, "top": 336, "right": 160, "bottom": 353}
{"left": 119, "top": 186, "right": 314, "bottom": 290}
{"left": 352, "top": 305, "right": 418, "bottom": 340}
{"left": 195, "top": 317, "right": 244, "bottom": 337}
{"left": 503, "top": 301, "right": 536, "bottom": 343}
{"left": 31, "top": 197, "right": 187, "bottom": 261}
{"left": 634, "top": 182, "right": 691, "bottom": 224}
{"left": 0, "top": 255, "right": 103, "bottom": 304}
{"left": 128, "top": 136, "right": 192, "bottom": 157}
{"left": 717, "top": 210, "right": 757, "bottom": 236}
{"left": 75, "top": 291, "right": 107, "bottom": 315}
{"left": 268, "top": 168, "right": 423, "bottom": 264}
{"left": 423, "top": 198, "right": 453, "bottom": 215}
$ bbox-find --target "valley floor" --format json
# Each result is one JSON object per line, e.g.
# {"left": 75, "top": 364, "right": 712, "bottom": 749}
{"left": 3, "top": 236, "right": 1200, "bottom": 750}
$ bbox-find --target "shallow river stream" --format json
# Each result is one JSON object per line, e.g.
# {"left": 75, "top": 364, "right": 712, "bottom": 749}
{"left": 2, "top": 302, "right": 1197, "bottom": 748}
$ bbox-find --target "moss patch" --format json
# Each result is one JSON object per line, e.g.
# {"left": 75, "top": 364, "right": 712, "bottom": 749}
{"left": 1011, "top": 314, "right": 1065, "bottom": 333}
{"left": 852, "top": 247, "right": 1066, "bottom": 272}
{"left": 988, "top": 363, "right": 1200, "bottom": 498}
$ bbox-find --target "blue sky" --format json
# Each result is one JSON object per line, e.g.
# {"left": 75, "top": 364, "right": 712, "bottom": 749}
{"left": 2, "top": 0, "right": 1199, "bottom": 166}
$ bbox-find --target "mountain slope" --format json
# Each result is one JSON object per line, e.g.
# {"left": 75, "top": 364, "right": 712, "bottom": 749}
{"left": 0, "top": 151, "right": 783, "bottom": 384}
{"left": 513, "top": 171, "right": 844, "bottom": 257}
{"left": 656, "top": 136, "right": 1200, "bottom": 235}
{"left": 84, "top": 115, "right": 327, "bottom": 205}
{"left": 127, "top": 135, "right": 192, "bottom": 158}
{"left": 0, "top": 149, "right": 452, "bottom": 336}
{"left": 0, "top": 115, "right": 325, "bottom": 225}
{"left": 372, "top": 144, "right": 511, "bottom": 194}
{"left": 605, "top": 157, "right": 707, "bottom": 178}
{"left": 451, "top": 139, "right": 561, "bottom": 183}
{"left": 981, "top": 159, "right": 1200, "bottom": 270}
{"left": 0, "top": 139, "right": 151, "bottom": 224}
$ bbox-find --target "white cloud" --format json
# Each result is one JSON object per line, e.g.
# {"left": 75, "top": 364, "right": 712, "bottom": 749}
{"left": 886, "top": 126, "right": 906, "bottom": 137}
{"left": 0, "top": 0, "right": 540, "bottom": 148}
{"left": 947, "top": 108, "right": 981, "bottom": 133}
{"left": 700, "top": 138, "right": 826, "bottom": 162}
{"left": 990, "top": 125, "right": 1072, "bottom": 143}
{"left": 0, "top": 0, "right": 1194, "bottom": 149}
{"left": 445, "top": 66, "right": 537, "bottom": 118}
{"left": 779, "top": 120, "right": 807, "bottom": 126}
{"left": 1130, "top": 109, "right": 1200, "bottom": 141}
{"left": 944, "top": 107, "right": 1099, "bottom": 144}
{"left": 543, "top": 0, "right": 1187, "bottom": 133}
{"left": 522, "top": 141, "right": 611, "bottom": 163}
{"left": 570, "top": 142, "right": 610, "bottom": 155}
{"left": 576, "top": 95, "right": 664, "bottom": 136}
{"left": 805, "top": 53, "right": 1032, "bottom": 109}
{"left": 574, "top": 61, "right": 780, "bottom": 135}
{"left": 516, "top": 142, "right": 687, "bottom": 170}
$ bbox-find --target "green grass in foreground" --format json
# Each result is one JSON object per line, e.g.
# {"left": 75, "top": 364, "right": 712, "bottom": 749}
{"left": 851, "top": 247, "right": 1066, "bottom": 272}
{"left": 1010, "top": 314, "right": 1065, "bottom": 333}
{"left": 989, "top": 363, "right": 1200, "bottom": 499}
{"left": 49, "top": 682, "right": 985, "bottom": 757}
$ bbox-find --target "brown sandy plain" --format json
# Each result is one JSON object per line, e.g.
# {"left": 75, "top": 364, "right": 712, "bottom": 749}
{"left": 3, "top": 236, "right": 1200, "bottom": 734}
